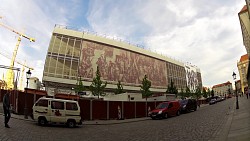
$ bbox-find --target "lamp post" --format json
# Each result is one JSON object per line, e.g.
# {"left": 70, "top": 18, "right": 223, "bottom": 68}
{"left": 232, "top": 72, "right": 239, "bottom": 109}
{"left": 24, "top": 69, "right": 31, "bottom": 119}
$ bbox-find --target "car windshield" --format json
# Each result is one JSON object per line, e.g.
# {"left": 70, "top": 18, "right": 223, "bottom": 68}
{"left": 156, "top": 103, "right": 168, "bottom": 109}
{"left": 180, "top": 100, "right": 188, "bottom": 105}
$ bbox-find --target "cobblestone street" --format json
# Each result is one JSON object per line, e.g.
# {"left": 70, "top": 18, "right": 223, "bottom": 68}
{"left": 0, "top": 98, "right": 235, "bottom": 141}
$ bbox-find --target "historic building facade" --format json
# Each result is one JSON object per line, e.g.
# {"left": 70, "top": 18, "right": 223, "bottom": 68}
{"left": 212, "top": 81, "right": 233, "bottom": 97}
{"left": 237, "top": 54, "right": 249, "bottom": 93}
{"left": 238, "top": 4, "right": 250, "bottom": 86}
{"left": 42, "top": 25, "right": 202, "bottom": 95}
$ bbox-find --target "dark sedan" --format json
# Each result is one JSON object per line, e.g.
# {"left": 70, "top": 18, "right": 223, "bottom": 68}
{"left": 179, "top": 99, "right": 197, "bottom": 113}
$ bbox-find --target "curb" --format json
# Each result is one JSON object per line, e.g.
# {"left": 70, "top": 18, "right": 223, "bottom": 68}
{"left": 84, "top": 118, "right": 151, "bottom": 125}
{"left": 0, "top": 113, "right": 35, "bottom": 122}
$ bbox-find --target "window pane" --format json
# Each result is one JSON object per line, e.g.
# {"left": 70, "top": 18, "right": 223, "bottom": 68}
{"left": 66, "top": 102, "right": 78, "bottom": 110}
{"left": 36, "top": 99, "right": 48, "bottom": 107}
{"left": 51, "top": 101, "right": 64, "bottom": 110}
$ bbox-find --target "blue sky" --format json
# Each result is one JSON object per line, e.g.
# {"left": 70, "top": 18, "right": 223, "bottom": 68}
{"left": 0, "top": 0, "right": 247, "bottom": 88}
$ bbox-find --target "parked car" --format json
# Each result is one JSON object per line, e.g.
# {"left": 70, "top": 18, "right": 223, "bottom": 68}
{"left": 209, "top": 98, "right": 217, "bottom": 105}
{"left": 148, "top": 101, "right": 181, "bottom": 119}
{"left": 179, "top": 99, "right": 197, "bottom": 113}
{"left": 33, "top": 97, "right": 82, "bottom": 128}
{"left": 216, "top": 97, "right": 223, "bottom": 102}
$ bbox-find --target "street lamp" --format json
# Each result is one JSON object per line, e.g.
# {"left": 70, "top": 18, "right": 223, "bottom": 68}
{"left": 232, "top": 72, "right": 239, "bottom": 109}
{"left": 24, "top": 69, "right": 32, "bottom": 119}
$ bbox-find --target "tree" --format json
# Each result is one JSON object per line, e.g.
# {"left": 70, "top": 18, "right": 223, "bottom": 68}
{"left": 178, "top": 88, "right": 185, "bottom": 100}
{"left": 114, "top": 80, "right": 125, "bottom": 94}
{"left": 194, "top": 86, "right": 202, "bottom": 100}
{"left": 207, "top": 88, "right": 211, "bottom": 98}
{"left": 228, "top": 88, "right": 231, "bottom": 95}
{"left": 89, "top": 66, "right": 107, "bottom": 99}
{"left": 185, "top": 86, "right": 191, "bottom": 98}
{"left": 202, "top": 87, "right": 208, "bottom": 98}
{"left": 211, "top": 89, "right": 215, "bottom": 98}
{"left": 140, "top": 75, "right": 152, "bottom": 101}
{"left": 166, "top": 79, "right": 178, "bottom": 97}
{"left": 74, "top": 77, "right": 86, "bottom": 94}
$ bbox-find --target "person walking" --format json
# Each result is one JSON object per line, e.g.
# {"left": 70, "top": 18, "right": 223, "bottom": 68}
{"left": 3, "top": 90, "right": 11, "bottom": 128}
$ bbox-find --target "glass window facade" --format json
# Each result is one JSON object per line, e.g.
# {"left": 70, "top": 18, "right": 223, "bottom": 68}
{"left": 43, "top": 33, "right": 81, "bottom": 80}
{"left": 166, "top": 62, "right": 187, "bottom": 90}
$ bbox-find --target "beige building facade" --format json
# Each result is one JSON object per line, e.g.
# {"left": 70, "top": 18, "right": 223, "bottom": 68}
{"left": 238, "top": 5, "right": 250, "bottom": 86}
{"left": 237, "top": 54, "right": 249, "bottom": 93}
{"left": 212, "top": 81, "right": 233, "bottom": 97}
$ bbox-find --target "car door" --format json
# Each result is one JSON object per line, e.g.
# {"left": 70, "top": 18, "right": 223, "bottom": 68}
{"left": 50, "top": 100, "right": 66, "bottom": 123}
{"left": 168, "top": 102, "right": 174, "bottom": 116}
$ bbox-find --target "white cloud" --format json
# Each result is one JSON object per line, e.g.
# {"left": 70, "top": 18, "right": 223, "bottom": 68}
{"left": 86, "top": 0, "right": 246, "bottom": 87}
{"left": 0, "top": 0, "right": 79, "bottom": 88}
{"left": 1, "top": 0, "right": 247, "bottom": 89}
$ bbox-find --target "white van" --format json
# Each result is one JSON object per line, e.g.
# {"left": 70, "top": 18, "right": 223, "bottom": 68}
{"left": 33, "top": 97, "right": 82, "bottom": 128}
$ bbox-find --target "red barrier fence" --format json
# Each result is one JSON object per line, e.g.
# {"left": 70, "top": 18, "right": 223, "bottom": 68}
{"left": 0, "top": 89, "right": 209, "bottom": 120}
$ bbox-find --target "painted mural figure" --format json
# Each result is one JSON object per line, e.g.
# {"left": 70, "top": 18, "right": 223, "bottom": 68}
{"left": 79, "top": 40, "right": 167, "bottom": 87}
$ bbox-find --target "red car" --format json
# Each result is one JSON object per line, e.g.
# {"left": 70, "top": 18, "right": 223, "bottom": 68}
{"left": 148, "top": 101, "right": 181, "bottom": 119}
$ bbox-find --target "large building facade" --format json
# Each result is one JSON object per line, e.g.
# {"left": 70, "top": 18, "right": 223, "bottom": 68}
{"left": 42, "top": 25, "right": 202, "bottom": 96}
{"left": 237, "top": 54, "right": 249, "bottom": 93}
{"left": 238, "top": 4, "right": 250, "bottom": 86}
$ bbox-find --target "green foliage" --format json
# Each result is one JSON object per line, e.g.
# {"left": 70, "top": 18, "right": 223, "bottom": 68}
{"left": 207, "top": 88, "right": 211, "bottom": 98}
{"left": 211, "top": 89, "right": 215, "bottom": 97}
{"left": 193, "top": 86, "right": 202, "bottom": 100}
{"left": 185, "top": 86, "right": 192, "bottom": 98}
{"left": 74, "top": 77, "right": 86, "bottom": 94}
{"left": 178, "top": 88, "right": 185, "bottom": 100}
{"left": 89, "top": 66, "right": 107, "bottom": 99}
{"left": 140, "top": 75, "right": 152, "bottom": 101}
{"left": 115, "top": 81, "right": 125, "bottom": 94}
{"left": 166, "top": 79, "right": 178, "bottom": 97}
{"left": 202, "top": 87, "right": 208, "bottom": 98}
{"left": 228, "top": 88, "right": 231, "bottom": 94}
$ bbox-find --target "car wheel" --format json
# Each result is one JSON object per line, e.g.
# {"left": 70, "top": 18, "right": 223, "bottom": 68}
{"left": 38, "top": 117, "right": 47, "bottom": 126}
{"left": 67, "top": 120, "right": 76, "bottom": 128}
{"left": 164, "top": 113, "right": 168, "bottom": 119}
{"left": 176, "top": 110, "right": 180, "bottom": 116}
{"left": 194, "top": 107, "right": 197, "bottom": 111}
{"left": 151, "top": 117, "right": 156, "bottom": 120}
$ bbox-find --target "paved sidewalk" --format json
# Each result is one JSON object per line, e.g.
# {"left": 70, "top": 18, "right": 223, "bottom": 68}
{"left": 227, "top": 96, "right": 250, "bottom": 141}
{"left": 216, "top": 96, "right": 250, "bottom": 141}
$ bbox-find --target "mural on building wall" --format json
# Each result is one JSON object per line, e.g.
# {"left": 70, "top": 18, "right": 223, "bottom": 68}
{"left": 78, "top": 41, "right": 167, "bottom": 87}
{"left": 185, "top": 65, "right": 198, "bottom": 92}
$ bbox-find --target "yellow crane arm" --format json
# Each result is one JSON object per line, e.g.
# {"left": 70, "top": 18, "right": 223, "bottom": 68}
{"left": 0, "top": 23, "right": 35, "bottom": 42}
{"left": 0, "top": 52, "right": 34, "bottom": 70}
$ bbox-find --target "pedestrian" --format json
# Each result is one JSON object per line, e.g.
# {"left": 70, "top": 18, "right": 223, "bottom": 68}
{"left": 3, "top": 90, "right": 11, "bottom": 128}
{"left": 246, "top": 92, "right": 249, "bottom": 99}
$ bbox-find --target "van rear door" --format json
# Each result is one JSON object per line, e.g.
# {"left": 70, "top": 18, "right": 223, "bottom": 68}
{"left": 65, "top": 102, "right": 81, "bottom": 122}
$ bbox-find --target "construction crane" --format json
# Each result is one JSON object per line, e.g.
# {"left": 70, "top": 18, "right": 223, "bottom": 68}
{"left": 0, "top": 18, "right": 35, "bottom": 89}
{"left": 0, "top": 52, "right": 34, "bottom": 90}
